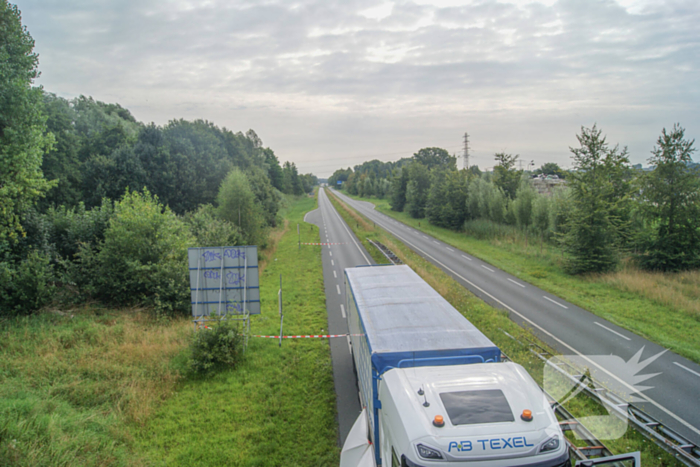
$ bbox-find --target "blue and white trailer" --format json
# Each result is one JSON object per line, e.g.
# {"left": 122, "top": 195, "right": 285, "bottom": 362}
{"left": 341, "top": 265, "right": 570, "bottom": 467}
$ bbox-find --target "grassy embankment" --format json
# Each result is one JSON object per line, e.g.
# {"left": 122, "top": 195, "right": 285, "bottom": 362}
{"left": 340, "top": 193, "right": 700, "bottom": 364}
{"left": 326, "top": 189, "right": 680, "bottom": 467}
{"left": 0, "top": 194, "right": 339, "bottom": 467}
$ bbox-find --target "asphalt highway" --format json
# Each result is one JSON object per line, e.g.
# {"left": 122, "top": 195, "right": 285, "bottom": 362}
{"left": 329, "top": 187, "right": 700, "bottom": 449}
{"left": 304, "top": 188, "right": 374, "bottom": 446}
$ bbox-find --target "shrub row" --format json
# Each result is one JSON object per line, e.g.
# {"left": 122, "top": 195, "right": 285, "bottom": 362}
{"left": 0, "top": 189, "right": 244, "bottom": 317}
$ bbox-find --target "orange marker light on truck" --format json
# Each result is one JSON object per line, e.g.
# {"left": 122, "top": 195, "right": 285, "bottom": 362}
{"left": 433, "top": 415, "right": 445, "bottom": 427}
{"left": 521, "top": 409, "right": 533, "bottom": 421}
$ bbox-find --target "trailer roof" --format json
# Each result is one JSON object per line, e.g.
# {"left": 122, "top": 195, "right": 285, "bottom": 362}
{"left": 345, "top": 265, "right": 499, "bottom": 369}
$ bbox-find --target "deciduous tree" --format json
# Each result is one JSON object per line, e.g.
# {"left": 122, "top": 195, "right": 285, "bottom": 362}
{"left": 0, "top": 1, "right": 55, "bottom": 242}
{"left": 492, "top": 153, "right": 522, "bottom": 200}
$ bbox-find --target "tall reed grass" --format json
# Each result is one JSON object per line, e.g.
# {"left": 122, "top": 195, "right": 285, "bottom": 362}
{"left": 600, "top": 268, "right": 700, "bottom": 320}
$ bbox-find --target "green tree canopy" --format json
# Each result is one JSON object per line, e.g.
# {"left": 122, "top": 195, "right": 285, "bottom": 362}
{"left": 427, "top": 168, "right": 468, "bottom": 229}
{"left": 389, "top": 166, "right": 410, "bottom": 212}
{"left": 492, "top": 153, "right": 522, "bottom": 199}
{"left": 413, "top": 147, "right": 455, "bottom": 170}
{"left": 216, "top": 168, "right": 267, "bottom": 247}
{"left": 0, "top": 1, "right": 55, "bottom": 242}
{"left": 405, "top": 163, "right": 430, "bottom": 218}
{"left": 562, "top": 124, "right": 631, "bottom": 274}
{"left": 637, "top": 124, "right": 699, "bottom": 271}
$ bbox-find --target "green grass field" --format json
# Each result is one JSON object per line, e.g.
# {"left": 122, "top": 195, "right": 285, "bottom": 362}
{"left": 340, "top": 193, "right": 700, "bottom": 365}
{"left": 134, "top": 194, "right": 338, "bottom": 466}
{"left": 0, "top": 194, "right": 339, "bottom": 467}
{"left": 327, "top": 190, "right": 681, "bottom": 467}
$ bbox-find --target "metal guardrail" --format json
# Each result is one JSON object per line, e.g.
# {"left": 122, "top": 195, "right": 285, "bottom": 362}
{"left": 524, "top": 339, "right": 700, "bottom": 467}
{"left": 368, "top": 239, "right": 403, "bottom": 265}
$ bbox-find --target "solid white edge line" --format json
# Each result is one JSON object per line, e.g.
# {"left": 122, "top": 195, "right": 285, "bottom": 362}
{"left": 543, "top": 296, "right": 569, "bottom": 309}
{"left": 594, "top": 322, "right": 631, "bottom": 341}
{"left": 674, "top": 362, "right": 700, "bottom": 378}
{"left": 336, "top": 284, "right": 341, "bottom": 295}
{"left": 333, "top": 270, "right": 337, "bottom": 278}
{"left": 346, "top": 335, "right": 352, "bottom": 354}
{"left": 340, "top": 304, "right": 346, "bottom": 319}
{"left": 461, "top": 255, "right": 472, "bottom": 261}
{"left": 481, "top": 265, "right": 495, "bottom": 272}
{"left": 507, "top": 278, "right": 526, "bottom": 288}
{"left": 330, "top": 189, "right": 700, "bottom": 438}
{"left": 323, "top": 189, "right": 371, "bottom": 264}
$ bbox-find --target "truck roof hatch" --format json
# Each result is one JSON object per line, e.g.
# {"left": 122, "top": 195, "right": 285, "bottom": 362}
{"left": 440, "top": 389, "right": 515, "bottom": 425}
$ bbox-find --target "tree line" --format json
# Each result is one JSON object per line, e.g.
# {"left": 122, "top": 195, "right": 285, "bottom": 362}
{"left": 0, "top": 1, "right": 316, "bottom": 316}
{"left": 329, "top": 126, "right": 699, "bottom": 274}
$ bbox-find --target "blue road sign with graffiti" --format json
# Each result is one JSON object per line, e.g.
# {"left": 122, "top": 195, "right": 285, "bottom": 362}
{"left": 187, "top": 246, "right": 260, "bottom": 316}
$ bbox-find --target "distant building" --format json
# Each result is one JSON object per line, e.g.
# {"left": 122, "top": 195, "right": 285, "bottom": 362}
{"left": 530, "top": 174, "right": 566, "bottom": 196}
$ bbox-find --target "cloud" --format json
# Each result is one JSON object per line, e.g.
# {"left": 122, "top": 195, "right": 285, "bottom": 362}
{"left": 18, "top": 0, "right": 700, "bottom": 175}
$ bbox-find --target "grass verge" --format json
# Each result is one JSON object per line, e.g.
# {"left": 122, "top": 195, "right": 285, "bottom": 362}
{"left": 0, "top": 307, "right": 189, "bottom": 466}
{"left": 134, "top": 193, "right": 339, "bottom": 466}
{"left": 0, "top": 194, "right": 339, "bottom": 467}
{"left": 340, "top": 193, "right": 700, "bottom": 364}
{"left": 327, "top": 189, "right": 681, "bottom": 467}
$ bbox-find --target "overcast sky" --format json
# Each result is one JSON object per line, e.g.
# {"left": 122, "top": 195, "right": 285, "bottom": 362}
{"left": 19, "top": 0, "right": 700, "bottom": 177}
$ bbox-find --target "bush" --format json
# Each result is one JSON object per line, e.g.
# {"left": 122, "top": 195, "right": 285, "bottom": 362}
{"left": 183, "top": 204, "right": 243, "bottom": 247}
{"left": 0, "top": 250, "right": 55, "bottom": 316}
{"left": 92, "top": 190, "right": 193, "bottom": 315}
{"left": 189, "top": 318, "right": 244, "bottom": 374}
{"left": 46, "top": 201, "right": 114, "bottom": 260}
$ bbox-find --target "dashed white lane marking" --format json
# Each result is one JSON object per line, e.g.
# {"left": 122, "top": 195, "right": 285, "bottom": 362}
{"left": 446, "top": 247, "right": 454, "bottom": 252}
{"left": 423, "top": 235, "right": 428, "bottom": 239}
{"left": 461, "top": 255, "right": 472, "bottom": 261}
{"left": 336, "top": 284, "right": 341, "bottom": 295}
{"left": 340, "top": 304, "right": 346, "bottom": 319}
{"left": 322, "top": 189, "right": 371, "bottom": 264}
{"left": 507, "top": 278, "right": 526, "bottom": 288}
{"left": 433, "top": 240, "right": 440, "bottom": 245}
{"left": 331, "top": 260, "right": 335, "bottom": 266}
{"left": 674, "top": 362, "right": 700, "bottom": 378}
{"left": 328, "top": 244, "right": 331, "bottom": 249}
{"left": 481, "top": 265, "right": 495, "bottom": 272}
{"left": 329, "top": 251, "right": 333, "bottom": 256}
{"left": 543, "top": 296, "right": 568, "bottom": 309}
{"left": 594, "top": 322, "right": 631, "bottom": 341}
{"left": 333, "top": 270, "right": 337, "bottom": 278}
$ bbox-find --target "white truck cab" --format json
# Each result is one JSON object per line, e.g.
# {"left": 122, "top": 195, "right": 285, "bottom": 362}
{"left": 379, "top": 363, "right": 569, "bottom": 467}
